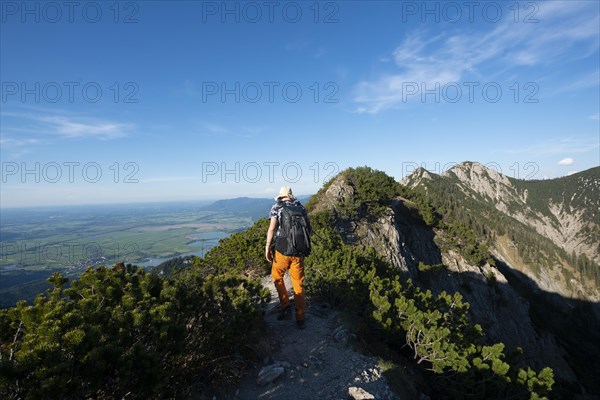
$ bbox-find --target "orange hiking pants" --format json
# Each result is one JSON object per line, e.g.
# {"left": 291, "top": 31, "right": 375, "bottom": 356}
{"left": 271, "top": 250, "right": 306, "bottom": 321}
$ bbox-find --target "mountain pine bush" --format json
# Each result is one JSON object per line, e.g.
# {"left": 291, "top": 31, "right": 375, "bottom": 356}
{"left": 0, "top": 264, "right": 269, "bottom": 399}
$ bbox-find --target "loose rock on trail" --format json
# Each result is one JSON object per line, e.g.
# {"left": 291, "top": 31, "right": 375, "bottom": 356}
{"left": 220, "top": 273, "right": 401, "bottom": 400}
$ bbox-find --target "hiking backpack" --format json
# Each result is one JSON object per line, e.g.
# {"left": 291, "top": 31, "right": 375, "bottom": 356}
{"left": 275, "top": 203, "right": 311, "bottom": 257}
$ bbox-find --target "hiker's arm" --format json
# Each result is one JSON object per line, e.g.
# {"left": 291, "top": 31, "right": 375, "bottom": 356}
{"left": 265, "top": 217, "right": 278, "bottom": 262}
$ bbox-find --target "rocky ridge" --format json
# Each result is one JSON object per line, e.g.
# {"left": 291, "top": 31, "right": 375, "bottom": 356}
{"left": 312, "top": 167, "right": 579, "bottom": 382}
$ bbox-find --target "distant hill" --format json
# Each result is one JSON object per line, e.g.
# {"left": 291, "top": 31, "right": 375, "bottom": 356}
{"left": 201, "top": 195, "right": 312, "bottom": 221}
{"left": 201, "top": 197, "right": 273, "bottom": 221}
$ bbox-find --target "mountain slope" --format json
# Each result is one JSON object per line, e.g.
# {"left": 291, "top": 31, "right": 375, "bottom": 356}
{"left": 307, "top": 165, "right": 599, "bottom": 397}
{"left": 509, "top": 167, "right": 599, "bottom": 264}
{"left": 403, "top": 162, "right": 600, "bottom": 303}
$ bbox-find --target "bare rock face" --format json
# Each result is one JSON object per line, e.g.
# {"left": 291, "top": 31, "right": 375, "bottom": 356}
{"left": 348, "top": 386, "right": 375, "bottom": 400}
{"left": 310, "top": 179, "right": 355, "bottom": 215}
{"left": 437, "top": 251, "right": 576, "bottom": 381}
{"left": 401, "top": 167, "right": 433, "bottom": 188}
{"left": 326, "top": 180, "right": 355, "bottom": 202}
{"left": 355, "top": 211, "right": 414, "bottom": 276}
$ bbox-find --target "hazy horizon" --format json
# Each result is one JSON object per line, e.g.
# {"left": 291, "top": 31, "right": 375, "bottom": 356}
{"left": 1, "top": 162, "right": 596, "bottom": 209}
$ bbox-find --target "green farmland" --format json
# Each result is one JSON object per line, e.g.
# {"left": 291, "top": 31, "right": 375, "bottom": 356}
{"left": 0, "top": 201, "right": 259, "bottom": 307}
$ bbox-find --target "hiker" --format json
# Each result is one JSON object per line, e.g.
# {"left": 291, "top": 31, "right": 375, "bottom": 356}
{"left": 265, "top": 186, "right": 311, "bottom": 329}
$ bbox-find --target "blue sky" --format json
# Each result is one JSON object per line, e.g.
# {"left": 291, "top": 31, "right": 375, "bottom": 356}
{"left": 1, "top": 0, "right": 599, "bottom": 207}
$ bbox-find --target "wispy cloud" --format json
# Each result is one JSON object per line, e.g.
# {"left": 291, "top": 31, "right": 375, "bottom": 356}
{"left": 39, "top": 115, "right": 133, "bottom": 139}
{"left": 1, "top": 111, "right": 134, "bottom": 141}
{"left": 551, "top": 69, "right": 600, "bottom": 95}
{"left": 0, "top": 137, "right": 42, "bottom": 158}
{"left": 590, "top": 113, "right": 600, "bottom": 120}
{"left": 501, "top": 137, "right": 599, "bottom": 156}
{"left": 0, "top": 137, "right": 42, "bottom": 147}
{"left": 197, "top": 123, "right": 266, "bottom": 138}
{"left": 353, "top": 2, "right": 599, "bottom": 113}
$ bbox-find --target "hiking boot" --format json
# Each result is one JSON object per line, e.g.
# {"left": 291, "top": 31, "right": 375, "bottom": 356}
{"left": 296, "top": 319, "right": 305, "bottom": 330}
{"left": 277, "top": 306, "right": 291, "bottom": 320}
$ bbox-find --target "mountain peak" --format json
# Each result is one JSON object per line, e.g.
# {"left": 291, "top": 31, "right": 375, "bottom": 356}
{"left": 401, "top": 167, "right": 434, "bottom": 189}
{"left": 443, "top": 161, "right": 513, "bottom": 187}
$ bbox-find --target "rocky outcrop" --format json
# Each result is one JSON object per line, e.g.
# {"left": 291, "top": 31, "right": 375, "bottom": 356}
{"left": 348, "top": 386, "right": 375, "bottom": 400}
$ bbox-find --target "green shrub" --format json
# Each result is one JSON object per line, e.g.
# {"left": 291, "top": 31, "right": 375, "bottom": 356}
{"left": 0, "top": 264, "right": 269, "bottom": 399}
{"left": 307, "top": 166, "right": 403, "bottom": 218}
{"left": 200, "top": 218, "right": 271, "bottom": 278}
{"left": 369, "top": 275, "right": 554, "bottom": 399}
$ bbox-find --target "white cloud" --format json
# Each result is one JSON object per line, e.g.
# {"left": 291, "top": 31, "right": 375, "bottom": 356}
{"left": 558, "top": 157, "right": 575, "bottom": 166}
{"left": 1, "top": 111, "right": 134, "bottom": 141}
{"left": 0, "top": 137, "right": 39, "bottom": 158}
{"left": 589, "top": 113, "right": 599, "bottom": 120}
{"left": 353, "top": 1, "right": 599, "bottom": 113}
{"left": 39, "top": 115, "right": 132, "bottom": 140}
{"left": 0, "top": 137, "right": 42, "bottom": 147}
